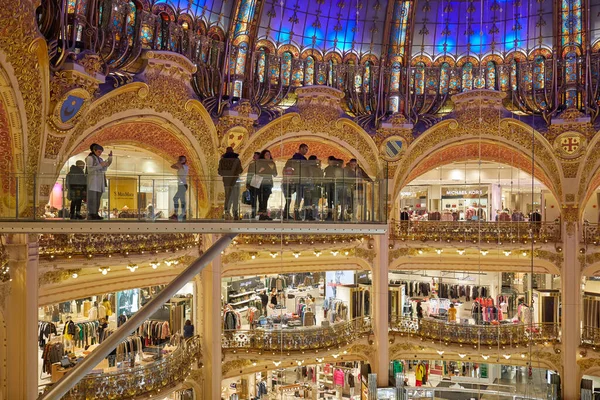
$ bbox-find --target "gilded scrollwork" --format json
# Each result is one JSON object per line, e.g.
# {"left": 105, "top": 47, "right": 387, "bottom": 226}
{"left": 39, "top": 269, "right": 82, "bottom": 286}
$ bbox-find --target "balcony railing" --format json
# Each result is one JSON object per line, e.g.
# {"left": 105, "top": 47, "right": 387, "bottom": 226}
{"left": 4, "top": 173, "right": 387, "bottom": 223}
{"left": 59, "top": 337, "right": 201, "bottom": 400}
{"left": 581, "top": 326, "right": 600, "bottom": 348}
{"left": 221, "top": 317, "right": 372, "bottom": 353}
{"left": 390, "top": 221, "right": 561, "bottom": 244}
{"left": 389, "top": 316, "right": 561, "bottom": 347}
{"left": 38, "top": 233, "right": 198, "bottom": 259}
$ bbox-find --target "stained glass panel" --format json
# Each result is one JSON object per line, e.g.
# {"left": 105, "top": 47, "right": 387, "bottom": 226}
{"left": 281, "top": 52, "right": 292, "bottom": 86}
{"left": 533, "top": 56, "right": 545, "bottom": 89}
{"left": 439, "top": 63, "right": 449, "bottom": 94}
{"left": 126, "top": 2, "right": 137, "bottom": 46}
{"left": 235, "top": 43, "right": 248, "bottom": 75}
{"left": 390, "top": 62, "right": 401, "bottom": 92}
{"left": 257, "top": 50, "right": 266, "bottom": 83}
{"left": 414, "top": 62, "right": 425, "bottom": 95}
{"left": 461, "top": 62, "right": 473, "bottom": 92}
{"left": 141, "top": 25, "right": 153, "bottom": 48}
{"left": 305, "top": 56, "right": 315, "bottom": 85}
{"left": 486, "top": 62, "right": 496, "bottom": 90}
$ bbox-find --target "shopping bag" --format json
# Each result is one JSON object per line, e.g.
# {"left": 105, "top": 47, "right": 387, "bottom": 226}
{"left": 250, "top": 175, "right": 263, "bottom": 189}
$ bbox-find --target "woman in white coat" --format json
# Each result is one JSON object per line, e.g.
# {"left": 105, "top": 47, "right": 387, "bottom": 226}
{"left": 85, "top": 143, "right": 112, "bottom": 220}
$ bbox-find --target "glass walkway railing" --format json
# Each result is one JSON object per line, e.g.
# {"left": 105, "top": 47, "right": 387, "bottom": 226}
{"left": 3, "top": 173, "right": 388, "bottom": 223}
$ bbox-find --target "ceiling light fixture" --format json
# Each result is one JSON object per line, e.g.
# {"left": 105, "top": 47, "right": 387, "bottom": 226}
{"left": 458, "top": 354, "right": 466, "bottom": 359}
{"left": 293, "top": 252, "right": 301, "bottom": 258}
{"left": 481, "top": 355, "right": 490, "bottom": 360}
{"left": 331, "top": 250, "right": 339, "bottom": 256}
{"left": 273, "top": 361, "right": 281, "bottom": 366}
{"left": 480, "top": 250, "right": 488, "bottom": 256}
{"left": 457, "top": 249, "right": 466, "bottom": 255}
{"left": 127, "top": 263, "right": 139, "bottom": 272}
{"left": 503, "top": 354, "right": 511, "bottom": 359}
{"left": 270, "top": 251, "right": 278, "bottom": 258}
{"left": 503, "top": 250, "right": 511, "bottom": 256}
{"left": 435, "top": 249, "right": 443, "bottom": 255}
{"left": 71, "top": 273, "right": 78, "bottom": 279}
{"left": 99, "top": 267, "right": 110, "bottom": 275}
{"left": 436, "top": 350, "right": 444, "bottom": 355}
{"left": 314, "top": 250, "right": 322, "bottom": 257}
{"left": 150, "top": 261, "right": 160, "bottom": 269}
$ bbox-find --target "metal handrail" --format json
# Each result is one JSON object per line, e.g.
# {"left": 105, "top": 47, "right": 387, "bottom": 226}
{"left": 389, "top": 316, "right": 561, "bottom": 347}
{"left": 221, "top": 317, "right": 372, "bottom": 352}
{"left": 389, "top": 220, "right": 561, "bottom": 243}
{"left": 61, "top": 337, "right": 201, "bottom": 399}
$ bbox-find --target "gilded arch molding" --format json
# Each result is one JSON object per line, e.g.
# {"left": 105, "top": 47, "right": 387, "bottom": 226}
{"left": 392, "top": 118, "right": 563, "bottom": 210}
{"left": 0, "top": 1, "right": 48, "bottom": 179}
{"left": 577, "top": 131, "right": 600, "bottom": 212}
{"left": 221, "top": 257, "right": 373, "bottom": 277}
{"left": 240, "top": 114, "right": 382, "bottom": 177}
{"left": 59, "top": 80, "right": 218, "bottom": 178}
{"left": 389, "top": 256, "right": 561, "bottom": 276}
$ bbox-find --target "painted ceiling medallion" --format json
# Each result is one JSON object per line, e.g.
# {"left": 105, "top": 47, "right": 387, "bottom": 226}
{"left": 553, "top": 132, "right": 586, "bottom": 160}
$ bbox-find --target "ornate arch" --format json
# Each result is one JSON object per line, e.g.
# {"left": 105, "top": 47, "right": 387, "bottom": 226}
{"left": 68, "top": 119, "right": 208, "bottom": 208}
{"left": 240, "top": 113, "right": 382, "bottom": 177}
{"left": 577, "top": 130, "right": 600, "bottom": 211}
{"left": 56, "top": 61, "right": 218, "bottom": 176}
{"left": 0, "top": 55, "right": 28, "bottom": 217}
{"left": 391, "top": 118, "right": 563, "bottom": 212}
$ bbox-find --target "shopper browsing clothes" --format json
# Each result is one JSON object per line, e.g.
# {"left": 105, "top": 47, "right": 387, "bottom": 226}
{"left": 415, "top": 361, "right": 426, "bottom": 386}
{"left": 170, "top": 155, "right": 189, "bottom": 221}
{"left": 85, "top": 143, "right": 112, "bottom": 220}
{"left": 218, "top": 147, "right": 243, "bottom": 220}
{"left": 66, "top": 160, "right": 86, "bottom": 220}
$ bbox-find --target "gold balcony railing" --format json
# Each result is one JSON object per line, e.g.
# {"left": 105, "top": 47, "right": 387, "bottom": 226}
{"left": 581, "top": 326, "right": 600, "bottom": 347}
{"left": 221, "top": 317, "right": 372, "bottom": 353}
{"left": 389, "top": 316, "right": 561, "bottom": 348}
{"left": 60, "top": 337, "right": 201, "bottom": 400}
{"left": 389, "top": 221, "right": 561, "bottom": 244}
{"left": 38, "top": 233, "right": 199, "bottom": 259}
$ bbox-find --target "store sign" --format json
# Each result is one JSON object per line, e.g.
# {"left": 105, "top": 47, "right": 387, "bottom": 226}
{"left": 229, "top": 278, "right": 261, "bottom": 292}
{"left": 356, "top": 272, "right": 370, "bottom": 284}
{"left": 109, "top": 178, "right": 138, "bottom": 210}
{"left": 442, "top": 187, "right": 487, "bottom": 198}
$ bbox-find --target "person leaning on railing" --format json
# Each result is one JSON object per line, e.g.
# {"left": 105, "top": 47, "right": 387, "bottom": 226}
{"left": 85, "top": 143, "right": 112, "bottom": 220}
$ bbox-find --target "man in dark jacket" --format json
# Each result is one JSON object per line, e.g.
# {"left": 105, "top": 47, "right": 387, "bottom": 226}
{"left": 323, "top": 156, "right": 343, "bottom": 220}
{"left": 66, "top": 160, "right": 87, "bottom": 219}
{"left": 283, "top": 144, "right": 309, "bottom": 219}
{"left": 306, "top": 155, "right": 323, "bottom": 220}
{"left": 245, "top": 152, "right": 260, "bottom": 219}
{"left": 218, "top": 147, "right": 243, "bottom": 220}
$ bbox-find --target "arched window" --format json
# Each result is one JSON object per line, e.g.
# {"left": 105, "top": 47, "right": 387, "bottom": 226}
{"left": 461, "top": 62, "right": 473, "bottom": 91}
{"left": 234, "top": 42, "right": 248, "bottom": 76}
{"left": 510, "top": 59, "right": 518, "bottom": 91}
{"left": 363, "top": 62, "right": 372, "bottom": 93}
{"left": 316, "top": 61, "right": 327, "bottom": 85}
{"left": 126, "top": 2, "right": 137, "bottom": 46}
{"left": 414, "top": 62, "right": 425, "bottom": 95}
{"left": 328, "top": 60, "right": 334, "bottom": 86}
{"left": 439, "top": 62, "right": 449, "bottom": 94}
{"left": 390, "top": 62, "right": 401, "bottom": 92}
{"left": 292, "top": 58, "right": 303, "bottom": 86}
{"left": 157, "top": 13, "right": 170, "bottom": 50}
{"left": 565, "top": 51, "right": 578, "bottom": 106}
{"left": 533, "top": 56, "right": 545, "bottom": 89}
{"left": 304, "top": 56, "right": 315, "bottom": 85}
{"left": 486, "top": 61, "right": 496, "bottom": 90}
{"left": 354, "top": 63, "right": 362, "bottom": 92}
{"left": 256, "top": 49, "right": 266, "bottom": 83}
{"left": 141, "top": 24, "right": 153, "bottom": 48}
{"left": 281, "top": 52, "right": 292, "bottom": 86}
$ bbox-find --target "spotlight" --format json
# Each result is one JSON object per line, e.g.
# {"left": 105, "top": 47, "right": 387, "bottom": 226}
{"left": 503, "top": 250, "right": 511, "bottom": 256}
{"left": 71, "top": 273, "right": 78, "bottom": 279}
{"left": 127, "top": 263, "right": 139, "bottom": 272}
{"left": 457, "top": 249, "right": 466, "bottom": 255}
{"left": 293, "top": 252, "right": 300, "bottom": 258}
{"left": 99, "top": 267, "right": 110, "bottom": 275}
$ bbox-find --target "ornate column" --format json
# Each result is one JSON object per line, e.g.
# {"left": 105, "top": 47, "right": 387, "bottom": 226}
{"left": 372, "top": 234, "right": 389, "bottom": 386}
{"left": 199, "top": 234, "right": 223, "bottom": 399}
{"left": 561, "top": 217, "right": 581, "bottom": 399}
{"left": 3, "top": 234, "right": 38, "bottom": 399}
